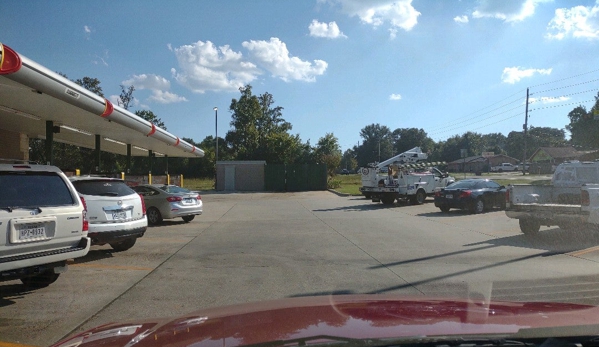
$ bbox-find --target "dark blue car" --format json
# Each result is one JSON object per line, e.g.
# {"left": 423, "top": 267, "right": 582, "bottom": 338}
{"left": 434, "top": 179, "right": 506, "bottom": 214}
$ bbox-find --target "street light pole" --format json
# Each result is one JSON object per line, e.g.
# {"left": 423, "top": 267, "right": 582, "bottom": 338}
{"left": 214, "top": 107, "right": 218, "bottom": 189}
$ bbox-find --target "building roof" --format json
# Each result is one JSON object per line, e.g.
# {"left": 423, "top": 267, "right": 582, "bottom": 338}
{"left": 532, "top": 146, "right": 581, "bottom": 160}
{"left": 0, "top": 43, "right": 204, "bottom": 158}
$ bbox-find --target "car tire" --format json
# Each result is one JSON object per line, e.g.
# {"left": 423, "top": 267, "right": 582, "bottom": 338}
{"left": 472, "top": 199, "right": 484, "bottom": 214}
{"left": 147, "top": 207, "right": 163, "bottom": 225}
{"left": 415, "top": 189, "right": 426, "bottom": 205}
{"left": 182, "top": 215, "right": 195, "bottom": 223}
{"left": 21, "top": 270, "right": 60, "bottom": 288}
{"left": 364, "top": 193, "right": 371, "bottom": 199}
{"left": 109, "top": 238, "right": 137, "bottom": 252}
{"left": 519, "top": 218, "right": 540, "bottom": 235}
{"left": 440, "top": 206, "right": 450, "bottom": 213}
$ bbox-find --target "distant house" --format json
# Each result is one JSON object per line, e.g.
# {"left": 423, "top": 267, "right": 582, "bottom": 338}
{"left": 529, "top": 146, "right": 584, "bottom": 164}
{"left": 527, "top": 146, "right": 594, "bottom": 174}
{"left": 447, "top": 154, "right": 518, "bottom": 173}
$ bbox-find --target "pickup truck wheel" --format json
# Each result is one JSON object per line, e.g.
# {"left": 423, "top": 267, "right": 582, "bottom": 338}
{"left": 21, "top": 270, "right": 60, "bottom": 288}
{"left": 364, "top": 193, "right": 371, "bottom": 199}
{"left": 182, "top": 215, "right": 195, "bottom": 223}
{"left": 109, "top": 238, "right": 137, "bottom": 252}
{"left": 147, "top": 207, "right": 163, "bottom": 225}
{"left": 415, "top": 189, "right": 426, "bottom": 205}
{"left": 381, "top": 196, "right": 395, "bottom": 205}
{"left": 519, "top": 219, "right": 540, "bottom": 234}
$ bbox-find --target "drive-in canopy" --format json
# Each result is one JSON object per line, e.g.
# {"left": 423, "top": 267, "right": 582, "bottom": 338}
{"left": 0, "top": 42, "right": 204, "bottom": 158}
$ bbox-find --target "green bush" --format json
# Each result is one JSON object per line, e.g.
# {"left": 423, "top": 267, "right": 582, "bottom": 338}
{"left": 327, "top": 178, "right": 342, "bottom": 189}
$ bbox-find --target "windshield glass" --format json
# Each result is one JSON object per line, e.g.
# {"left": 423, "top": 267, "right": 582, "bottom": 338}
{"left": 4, "top": 1, "right": 599, "bottom": 346}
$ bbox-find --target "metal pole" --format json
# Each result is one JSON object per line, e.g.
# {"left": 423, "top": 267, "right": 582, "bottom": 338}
{"left": 522, "top": 88, "right": 529, "bottom": 175}
{"left": 214, "top": 107, "right": 218, "bottom": 189}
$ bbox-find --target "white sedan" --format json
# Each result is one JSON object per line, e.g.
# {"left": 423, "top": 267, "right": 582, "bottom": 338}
{"left": 132, "top": 184, "right": 203, "bottom": 225}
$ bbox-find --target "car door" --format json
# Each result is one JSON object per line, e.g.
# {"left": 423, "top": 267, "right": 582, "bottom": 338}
{"left": 484, "top": 181, "right": 502, "bottom": 207}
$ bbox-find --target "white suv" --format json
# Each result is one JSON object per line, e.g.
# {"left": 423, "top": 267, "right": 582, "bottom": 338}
{"left": 69, "top": 177, "right": 147, "bottom": 252}
{"left": 0, "top": 161, "right": 90, "bottom": 288}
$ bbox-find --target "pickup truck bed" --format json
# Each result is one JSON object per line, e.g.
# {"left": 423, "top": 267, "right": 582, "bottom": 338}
{"left": 505, "top": 184, "right": 598, "bottom": 234}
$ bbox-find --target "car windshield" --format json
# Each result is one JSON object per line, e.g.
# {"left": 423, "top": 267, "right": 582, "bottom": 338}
{"left": 4, "top": 1, "right": 599, "bottom": 347}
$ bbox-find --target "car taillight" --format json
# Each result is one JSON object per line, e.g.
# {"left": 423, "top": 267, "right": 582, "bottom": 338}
{"left": 459, "top": 190, "right": 472, "bottom": 198}
{"left": 434, "top": 190, "right": 441, "bottom": 197}
{"left": 80, "top": 196, "right": 89, "bottom": 232}
{"left": 196, "top": 195, "right": 202, "bottom": 200}
{"left": 167, "top": 196, "right": 183, "bottom": 202}
{"left": 505, "top": 189, "right": 510, "bottom": 203}
{"left": 582, "top": 190, "right": 590, "bottom": 206}
{"left": 139, "top": 193, "right": 147, "bottom": 215}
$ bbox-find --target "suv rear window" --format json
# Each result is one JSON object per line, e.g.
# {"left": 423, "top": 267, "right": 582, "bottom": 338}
{"left": 72, "top": 180, "right": 136, "bottom": 197}
{"left": 0, "top": 172, "right": 75, "bottom": 208}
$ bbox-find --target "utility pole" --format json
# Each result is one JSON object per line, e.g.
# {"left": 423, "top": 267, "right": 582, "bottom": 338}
{"left": 522, "top": 88, "right": 529, "bottom": 175}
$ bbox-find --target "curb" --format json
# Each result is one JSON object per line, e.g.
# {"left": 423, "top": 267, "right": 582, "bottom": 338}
{"left": 327, "top": 189, "right": 353, "bottom": 197}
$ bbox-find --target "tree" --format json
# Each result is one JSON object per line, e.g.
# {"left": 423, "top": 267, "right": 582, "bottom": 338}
{"left": 135, "top": 110, "right": 167, "bottom": 130}
{"left": 340, "top": 149, "right": 357, "bottom": 172}
{"left": 74, "top": 77, "right": 104, "bottom": 97}
{"left": 392, "top": 128, "right": 434, "bottom": 154}
{"left": 118, "top": 84, "right": 135, "bottom": 110}
{"left": 314, "top": 133, "right": 342, "bottom": 176}
{"left": 225, "top": 84, "right": 303, "bottom": 163}
{"left": 356, "top": 124, "right": 393, "bottom": 167}
{"left": 505, "top": 127, "right": 567, "bottom": 160}
{"left": 566, "top": 92, "right": 599, "bottom": 149}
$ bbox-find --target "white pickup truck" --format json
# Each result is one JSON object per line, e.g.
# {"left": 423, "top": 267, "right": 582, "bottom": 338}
{"left": 490, "top": 163, "right": 518, "bottom": 172}
{"left": 505, "top": 161, "right": 599, "bottom": 234}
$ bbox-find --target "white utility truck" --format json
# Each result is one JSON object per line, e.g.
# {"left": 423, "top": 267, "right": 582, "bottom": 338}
{"left": 359, "top": 147, "right": 455, "bottom": 205}
{"left": 505, "top": 161, "right": 599, "bottom": 234}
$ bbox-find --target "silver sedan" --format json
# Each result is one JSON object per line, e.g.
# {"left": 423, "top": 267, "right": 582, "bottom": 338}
{"left": 131, "top": 184, "right": 203, "bottom": 225}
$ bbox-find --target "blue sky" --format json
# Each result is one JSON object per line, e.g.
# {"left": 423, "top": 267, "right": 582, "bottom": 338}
{"left": 2, "top": 0, "right": 599, "bottom": 153}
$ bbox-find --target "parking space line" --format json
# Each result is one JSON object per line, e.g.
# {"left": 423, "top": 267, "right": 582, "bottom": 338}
{"left": 568, "top": 245, "right": 599, "bottom": 257}
{"left": 70, "top": 263, "right": 153, "bottom": 271}
{"left": 0, "top": 341, "right": 39, "bottom": 347}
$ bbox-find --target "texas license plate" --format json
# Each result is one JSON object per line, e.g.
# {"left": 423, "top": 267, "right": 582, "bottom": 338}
{"left": 112, "top": 211, "right": 127, "bottom": 220}
{"left": 19, "top": 225, "right": 46, "bottom": 241}
{"left": 446, "top": 194, "right": 453, "bottom": 199}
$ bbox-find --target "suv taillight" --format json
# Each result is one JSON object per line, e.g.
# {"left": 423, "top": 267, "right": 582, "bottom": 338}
{"left": 505, "top": 189, "right": 510, "bottom": 203}
{"left": 167, "top": 196, "right": 183, "bottom": 202}
{"left": 139, "top": 193, "right": 147, "bottom": 215}
{"left": 80, "top": 196, "right": 89, "bottom": 232}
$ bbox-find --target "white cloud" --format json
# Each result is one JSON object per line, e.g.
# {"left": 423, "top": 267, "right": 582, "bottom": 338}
{"left": 309, "top": 20, "right": 347, "bottom": 39}
{"left": 84, "top": 25, "right": 91, "bottom": 33}
{"left": 454, "top": 15, "right": 469, "bottom": 24}
{"left": 171, "top": 40, "right": 261, "bottom": 93}
{"left": 122, "top": 74, "right": 187, "bottom": 104}
{"left": 472, "top": 0, "right": 546, "bottom": 22}
{"left": 242, "top": 37, "right": 327, "bottom": 82}
{"left": 322, "top": 0, "right": 420, "bottom": 37}
{"left": 530, "top": 96, "right": 570, "bottom": 104}
{"left": 123, "top": 74, "right": 171, "bottom": 90}
{"left": 148, "top": 90, "right": 188, "bottom": 104}
{"left": 546, "top": 3, "right": 599, "bottom": 40}
{"left": 389, "top": 93, "right": 402, "bottom": 100}
{"left": 501, "top": 66, "right": 552, "bottom": 84}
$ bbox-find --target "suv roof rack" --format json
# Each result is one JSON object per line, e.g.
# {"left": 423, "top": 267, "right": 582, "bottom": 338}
{"left": 0, "top": 158, "right": 40, "bottom": 165}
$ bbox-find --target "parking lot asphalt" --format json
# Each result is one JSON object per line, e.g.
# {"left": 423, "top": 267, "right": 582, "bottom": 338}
{"left": 3, "top": 190, "right": 599, "bottom": 346}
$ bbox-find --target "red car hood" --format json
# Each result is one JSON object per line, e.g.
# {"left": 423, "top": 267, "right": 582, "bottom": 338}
{"left": 53, "top": 295, "right": 599, "bottom": 347}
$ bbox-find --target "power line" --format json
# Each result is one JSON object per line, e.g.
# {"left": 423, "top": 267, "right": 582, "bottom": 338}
{"left": 530, "top": 78, "right": 599, "bottom": 95}
{"left": 529, "top": 68, "right": 599, "bottom": 89}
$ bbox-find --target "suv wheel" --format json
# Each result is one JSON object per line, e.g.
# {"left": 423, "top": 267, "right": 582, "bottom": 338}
{"left": 147, "top": 207, "right": 163, "bottom": 225}
{"left": 21, "top": 270, "right": 60, "bottom": 288}
{"left": 182, "top": 215, "right": 195, "bottom": 223}
{"left": 109, "top": 238, "right": 137, "bottom": 252}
